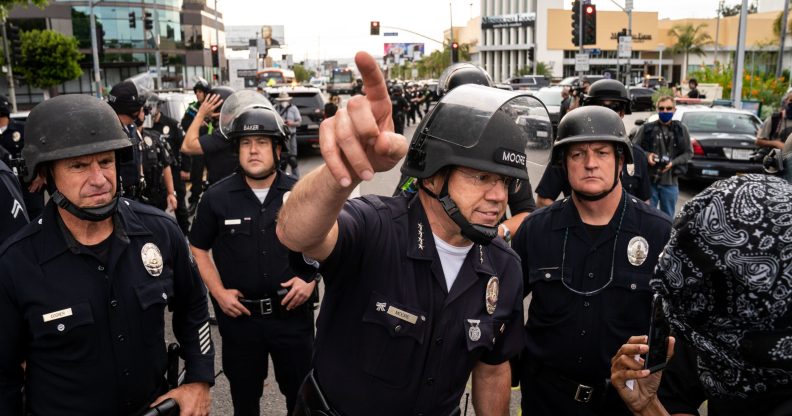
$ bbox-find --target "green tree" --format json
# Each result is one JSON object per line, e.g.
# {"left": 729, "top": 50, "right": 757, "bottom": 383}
{"left": 667, "top": 23, "right": 712, "bottom": 81}
{"left": 17, "top": 29, "right": 83, "bottom": 97}
{"left": 721, "top": 0, "right": 757, "bottom": 16}
{"left": 412, "top": 42, "right": 471, "bottom": 79}
{"left": 518, "top": 62, "right": 553, "bottom": 78}
{"left": 773, "top": 11, "right": 792, "bottom": 39}
{"left": 292, "top": 63, "right": 314, "bottom": 82}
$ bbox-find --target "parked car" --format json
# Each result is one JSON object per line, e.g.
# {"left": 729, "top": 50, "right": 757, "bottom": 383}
{"left": 506, "top": 75, "right": 550, "bottom": 91}
{"left": 641, "top": 106, "right": 764, "bottom": 181}
{"left": 308, "top": 77, "right": 327, "bottom": 92}
{"left": 264, "top": 86, "right": 325, "bottom": 149}
{"left": 527, "top": 86, "right": 564, "bottom": 137}
{"left": 628, "top": 87, "right": 655, "bottom": 112}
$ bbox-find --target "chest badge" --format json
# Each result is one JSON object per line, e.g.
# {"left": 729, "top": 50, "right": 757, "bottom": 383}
{"left": 162, "top": 125, "right": 170, "bottom": 135}
{"left": 627, "top": 236, "right": 649, "bottom": 267}
{"left": 486, "top": 276, "right": 499, "bottom": 315}
{"left": 467, "top": 319, "right": 481, "bottom": 341}
{"left": 626, "top": 163, "right": 635, "bottom": 176}
{"left": 141, "top": 242, "right": 164, "bottom": 277}
{"left": 12, "top": 131, "right": 21, "bottom": 142}
{"left": 143, "top": 136, "right": 154, "bottom": 147}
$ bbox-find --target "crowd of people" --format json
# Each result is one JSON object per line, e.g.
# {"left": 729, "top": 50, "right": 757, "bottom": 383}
{"left": 0, "top": 51, "right": 790, "bottom": 416}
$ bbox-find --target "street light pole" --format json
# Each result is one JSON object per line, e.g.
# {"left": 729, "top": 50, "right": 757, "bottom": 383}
{"left": 714, "top": 0, "right": 723, "bottom": 66}
{"left": 214, "top": 0, "right": 220, "bottom": 82}
{"left": 777, "top": 0, "right": 789, "bottom": 78}
{"left": 89, "top": 0, "right": 102, "bottom": 98}
{"left": 449, "top": 1, "right": 454, "bottom": 65}
{"left": 733, "top": 0, "right": 749, "bottom": 107}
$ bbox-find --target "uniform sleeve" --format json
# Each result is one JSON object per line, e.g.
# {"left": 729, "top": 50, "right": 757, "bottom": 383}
{"left": 632, "top": 148, "right": 653, "bottom": 201}
{"left": 511, "top": 217, "right": 533, "bottom": 298}
{"left": 169, "top": 227, "right": 215, "bottom": 385}
{"left": 508, "top": 178, "right": 536, "bottom": 214}
{"left": 0, "top": 264, "right": 25, "bottom": 414}
{"left": 535, "top": 165, "right": 564, "bottom": 200}
{"left": 198, "top": 133, "right": 221, "bottom": 156}
{"left": 188, "top": 191, "right": 218, "bottom": 251}
{"left": 0, "top": 174, "right": 28, "bottom": 245}
{"left": 480, "top": 257, "right": 526, "bottom": 365}
{"left": 312, "top": 198, "right": 371, "bottom": 286}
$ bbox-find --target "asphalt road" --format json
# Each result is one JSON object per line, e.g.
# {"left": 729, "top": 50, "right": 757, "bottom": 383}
{"left": 172, "top": 108, "right": 712, "bottom": 415}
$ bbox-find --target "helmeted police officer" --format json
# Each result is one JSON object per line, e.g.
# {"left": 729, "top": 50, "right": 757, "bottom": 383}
{"left": 138, "top": 112, "right": 177, "bottom": 212}
{"left": 536, "top": 79, "right": 652, "bottom": 208}
{"left": 0, "top": 95, "right": 214, "bottom": 415}
{"left": 108, "top": 81, "right": 147, "bottom": 200}
{"left": 189, "top": 92, "right": 315, "bottom": 415}
{"left": 182, "top": 86, "right": 240, "bottom": 186}
{"left": 0, "top": 158, "right": 28, "bottom": 244}
{"left": 278, "top": 52, "right": 542, "bottom": 416}
{"left": 182, "top": 78, "right": 212, "bottom": 214}
{"left": 0, "top": 94, "right": 45, "bottom": 218}
{"left": 389, "top": 84, "right": 410, "bottom": 135}
{"left": 397, "top": 62, "right": 538, "bottom": 244}
{"left": 512, "top": 106, "right": 672, "bottom": 415}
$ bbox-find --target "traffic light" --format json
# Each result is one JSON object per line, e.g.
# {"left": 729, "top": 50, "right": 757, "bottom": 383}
{"left": 451, "top": 41, "right": 459, "bottom": 63}
{"left": 528, "top": 47, "right": 534, "bottom": 62}
{"left": 370, "top": 21, "right": 380, "bottom": 36}
{"left": 583, "top": 4, "right": 597, "bottom": 45}
{"left": 6, "top": 23, "right": 21, "bottom": 66}
{"left": 571, "top": 0, "right": 581, "bottom": 46}
{"left": 144, "top": 11, "right": 153, "bottom": 30}
{"left": 211, "top": 44, "right": 219, "bottom": 67}
{"left": 128, "top": 11, "right": 136, "bottom": 29}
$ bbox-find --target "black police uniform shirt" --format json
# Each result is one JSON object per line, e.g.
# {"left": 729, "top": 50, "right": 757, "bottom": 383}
{"left": 0, "top": 199, "right": 215, "bottom": 415}
{"left": 0, "top": 119, "right": 25, "bottom": 162}
{"left": 535, "top": 145, "right": 652, "bottom": 202}
{"left": 119, "top": 124, "right": 144, "bottom": 192}
{"left": 305, "top": 193, "right": 525, "bottom": 416}
{"left": 190, "top": 171, "right": 308, "bottom": 298}
{"left": 0, "top": 160, "right": 27, "bottom": 244}
{"left": 140, "top": 129, "right": 174, "bottom": 191}
{"left": 512, "top": 192, "right": 671, "bottom": 387}
{"left": 509, "top": 176, "right": 537, "bottom": 214}
{"left": 153, "top": 114, "right": 189, "bottom": 173}
{"left": 199, "top": 130, "right": 238, "bottom": 185}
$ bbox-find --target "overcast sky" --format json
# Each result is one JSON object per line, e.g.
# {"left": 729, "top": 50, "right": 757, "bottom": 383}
{"left": 220, "top": 0, "right": 733, "bottom": 62}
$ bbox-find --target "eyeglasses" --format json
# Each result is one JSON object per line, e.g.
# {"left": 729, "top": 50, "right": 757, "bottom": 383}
{"left": 657, "top": 106, "right": 674, "bottom": 111}
{"left": 455, "top": 168, "right": 513, "bottom": 191}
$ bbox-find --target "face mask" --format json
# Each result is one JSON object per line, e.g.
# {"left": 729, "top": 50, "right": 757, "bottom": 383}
{"left": 658, "top": 112, "right": 674, "bottom": 123}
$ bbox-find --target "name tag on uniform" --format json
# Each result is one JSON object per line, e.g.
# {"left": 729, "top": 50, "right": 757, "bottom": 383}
{"left": 42, "top": 308, "right": 73, "bottom": 322}
{"left": 387, "top": 306, "right": 417, "bottom": 324}
{"left": 224, "top": 219, "right": 241, "bottom": 225}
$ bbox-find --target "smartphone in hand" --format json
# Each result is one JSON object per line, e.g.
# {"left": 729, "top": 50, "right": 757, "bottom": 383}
{"left": 643, "top": 293, "right": 670, "bottom": 373}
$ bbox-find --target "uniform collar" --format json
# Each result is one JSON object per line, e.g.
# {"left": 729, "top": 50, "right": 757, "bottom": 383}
{"left": 552, "top": 191, "right": 640, "bottom": 235}
{"left": 227, "top": 170, "right": 293, "bottom": 192}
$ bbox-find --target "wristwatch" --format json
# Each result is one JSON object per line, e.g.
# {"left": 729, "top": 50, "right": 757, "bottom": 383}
{"left": 499, "top": 223, "right": 512, "bottom": 243}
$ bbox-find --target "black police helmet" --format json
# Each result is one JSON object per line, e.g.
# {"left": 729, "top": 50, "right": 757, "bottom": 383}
{"left": 436, "top": 63, "right": 493, "bottom": 97}
{"left": 193, "top": 77, "right": 211, "bottom": 94}
{"left": 209, "top": 86, "right": 235, "bottom": 102}
{"left": 583, "top": 79, "right": 632, "bottom": 115}
{"left": 108, "top": 80, "right": 145, "bottom": 117}
{"left": 227, "top": 107, "right": 289, "bottom": 151}
{"left": 402, "top": 84, "right": 552, "bottom": 182}
{"left": 23, "top": 95, "right": 132, "bottom": 182}
{"left": 390, "top": 84, "right": 404, "bottom": 94}
{"left": 552, "top": 106, "right": 633, "bottom": 166}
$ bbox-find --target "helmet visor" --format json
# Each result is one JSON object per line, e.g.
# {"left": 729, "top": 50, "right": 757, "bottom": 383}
{"left": 219, "top": 90, "right": 276, "bottom": 139}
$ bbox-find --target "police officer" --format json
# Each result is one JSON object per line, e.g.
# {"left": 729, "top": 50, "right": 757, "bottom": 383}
{"left": 278, "top": 52, "right": 535, "bottom": 415}
{"left": 0, "top": 158, "right": 28, "bottom": 244}
{"left": 396, "top": 62, "right": 538, "bottom": 242}
{"left": 137, "top": 105, "right": 177, "bottom": 212}
{"left": 512, "top": 106, "right": 672, "bottom": 415}
{"left": 536, "top": 79, "right": 652, "bottom": 208}
{"left": 149, "top": 95, "right": 191, "bottom": 234}
{"left": 0, "top": 95, "right": 214, "bottom": 415}
{"left": 189, "top": 94, "right": 314, "bottom": 415}
{"left": 389, "top": 84, "right": 410, "bottom": 134}
{"left": 182, "top": 78, "right": 211, "bottom": 214}
{"left": 0, "top": 94, "right": 45, "bottom": 218}
{"left": 182, "top": 86, "right": 239, "bottom": 186}
{"left": 108, "top": 81, "right": 147, "bottom": 201}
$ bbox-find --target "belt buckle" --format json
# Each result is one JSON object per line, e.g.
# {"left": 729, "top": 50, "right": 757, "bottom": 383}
{"left": 574, "top": 384, "right": 594, "bottom": 403}
{"left": 260, "top": 298, "right": 273, "bottom": 315}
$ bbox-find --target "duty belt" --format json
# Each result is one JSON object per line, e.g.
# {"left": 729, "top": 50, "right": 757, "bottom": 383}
{"left": 239, "top": 298, "right": 274, "bottom": 315}
{"left": 523, "top": 359, "right": 606, "bottom": 404}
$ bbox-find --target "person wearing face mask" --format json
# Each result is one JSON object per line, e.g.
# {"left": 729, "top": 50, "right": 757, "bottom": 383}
{"left": 631, "top": 96, "right": 692, "bottom": 218}
{"left": 756, "top": 92, "right": 792, "bottom": 152}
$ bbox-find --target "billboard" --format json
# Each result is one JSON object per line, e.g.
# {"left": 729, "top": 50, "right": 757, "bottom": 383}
{"left": 384, "top": 43, "right": 425, "bottom": 63}
{"left": 261, "top": 25, "right": 285, "bottom": 50}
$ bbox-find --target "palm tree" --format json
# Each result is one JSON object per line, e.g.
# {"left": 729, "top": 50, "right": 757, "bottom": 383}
{"left": 668, "top": 23, "right": 713, "bottom": 81}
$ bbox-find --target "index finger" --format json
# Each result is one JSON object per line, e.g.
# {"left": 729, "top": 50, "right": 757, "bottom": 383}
{"left": 355, "top": 51, "right": 393, "bottom": 130}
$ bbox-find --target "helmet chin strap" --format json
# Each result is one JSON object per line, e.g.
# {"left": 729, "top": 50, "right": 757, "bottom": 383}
{"left": 419, "top": 172, "right": 498, "bottom": 246}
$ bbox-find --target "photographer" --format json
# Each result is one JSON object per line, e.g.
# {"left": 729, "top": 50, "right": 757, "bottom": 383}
{"left": 631, "top": 96, "right": 691, "bottom": 218}
{"left": 756, "top": 92, "right": 792, "bottom": 151}
{"left": 611, "top": 174, "right": 792, "bottom": 416}
{"left": 568, "top": 79, "right": 591, "bottom": 111}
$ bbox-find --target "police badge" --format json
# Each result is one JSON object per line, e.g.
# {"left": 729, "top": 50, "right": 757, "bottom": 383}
{"left": 11, "top": 131, "right": 21, "bottom": 142}
{"left": 162, "top": 125, "right": 170, "bottom": 135}
{"left": 467, "top": 319, "right": 481, "bottom": 341}
{"left": 485, "top": 276, "right": 499, "bottom": 315}
{"left": 626, "top": 163, "right": 635, "bottom": 176}
{"left": 144, "top": 136, "right": 154, "bottom": 147}
{"left": 141, "top": 243, "right": 164, "bottom": 277}
{"left": 627, "top": 236, "right": 649, "bottom": 266}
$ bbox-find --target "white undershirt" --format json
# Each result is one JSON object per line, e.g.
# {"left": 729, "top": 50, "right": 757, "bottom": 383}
{"left": 251, "top": 188, "right": 269, "bottom": 204}
{"left": 433, "top": 233, "right": 473, "bottom": 291}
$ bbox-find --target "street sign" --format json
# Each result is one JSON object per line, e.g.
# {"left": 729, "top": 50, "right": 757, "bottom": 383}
{"left": 584, "top": 48, "right": 601, "bottom": 56}
{"left": 383, "top": 32, "right": 398, "bottom": 36}
{"left": 575, "top": 53, "right": 590, "bottom": 72}
{"left": 618, "top": 36, "right": 632, "bottom": 58}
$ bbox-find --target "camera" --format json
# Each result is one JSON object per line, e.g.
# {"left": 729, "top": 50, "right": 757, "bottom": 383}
{"left": 652, "top": 154, "right": 672, "bottom": 170}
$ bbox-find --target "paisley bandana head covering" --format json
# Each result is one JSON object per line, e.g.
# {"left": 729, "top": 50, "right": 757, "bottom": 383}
{"left": 651, "top": 174, "right": 792, "bottom": 399}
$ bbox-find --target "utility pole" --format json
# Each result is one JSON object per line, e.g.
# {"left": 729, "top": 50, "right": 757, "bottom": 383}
{"left": 89, "top": 0, "right": 102, "bottom": 98}
{"left": 578, "top": 0, "right": 584, "bottom": 85}
{"left": 449, "top": 1, "right": 454, "bottom": 66}
{"left": 777, "top": 0, "right": 789, "bottom": 78}
{"left": 733, "top": 0, "right": 749, "bottom": 108}
{"left": 214, "top": 0, "right": 220, "bottom": 82}
{"left": 153, "top": 6, "right": 162, "bottom": 89}
{"left": 0, "top": 10, "right": 17, "bottom": 112}
{"left": 714, "top": 0, "right": 723, "bottom": 66}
